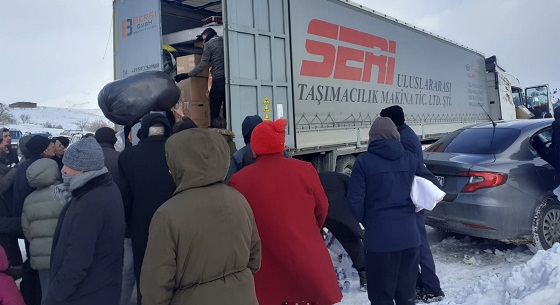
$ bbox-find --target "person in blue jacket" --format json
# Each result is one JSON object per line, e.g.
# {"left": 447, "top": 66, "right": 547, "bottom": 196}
{"left": 380, "top": 105, "right": 445, "bottom": 303}
{"left": 348, "top": 116, "right": 422, "bottom": 305}
{"left": 45, "top": 137, "right": 125, "bottom": 305}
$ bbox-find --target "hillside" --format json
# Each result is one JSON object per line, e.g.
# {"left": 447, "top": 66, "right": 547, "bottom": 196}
{"left": 4, "top": 106, "right": 109, "bottom": 136}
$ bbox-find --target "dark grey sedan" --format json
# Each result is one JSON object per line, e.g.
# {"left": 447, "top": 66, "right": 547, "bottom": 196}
{"left": 423, "top": 119, "right": 560, "bottom": 250}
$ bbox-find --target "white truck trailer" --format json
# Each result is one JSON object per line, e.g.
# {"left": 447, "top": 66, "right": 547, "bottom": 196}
{"left": 113, "top": 0, "right": 552, "bottom": 172}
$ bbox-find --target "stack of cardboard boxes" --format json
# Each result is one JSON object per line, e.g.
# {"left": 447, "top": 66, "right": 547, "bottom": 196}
{"left": 176, "top": 55, "right": 211, "bottom": 128}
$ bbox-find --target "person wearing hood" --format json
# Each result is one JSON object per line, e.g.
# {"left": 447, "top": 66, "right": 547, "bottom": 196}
{"left": 348, "top": 117, "right": 423, "bottom": 305}
{"left": 140, "top": 128, "right": 261, "bottom": 305}
{"left": 0, "top": 245, "right": 25, "bottom": 305}
{"left": 226, "top": 115, "right": 262, "bottom": 181}
{"left": 44, "top": 137, "right": 124, "bottom": 305}
{"left": 380, "top": 105, "right": 445, "bottom": 303}
{"left": 174, "top": 27, "right": 226, "bottom": 122}
{"left": 117, "top": 112, "right": 176, "bottom": 305}
{"left": 229, "top": 118, "right": 342, "bottom": 305}
{"left": 21, "top": 158, "right": 63, "bottom": 305}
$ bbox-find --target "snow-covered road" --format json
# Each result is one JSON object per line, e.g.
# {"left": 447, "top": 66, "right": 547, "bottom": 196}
{"left": 334, "top": 227, "right": 560, "bottom": 305}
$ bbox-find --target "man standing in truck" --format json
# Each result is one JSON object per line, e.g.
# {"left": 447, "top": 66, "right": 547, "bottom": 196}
{"left": 174, "top": 28, "right": 226, "bottom": 122}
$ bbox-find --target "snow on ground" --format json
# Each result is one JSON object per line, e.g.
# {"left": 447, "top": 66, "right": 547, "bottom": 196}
{"left": 5, "top": 106, "right": 105, "bottom": 136}
{"left": 333, "top": 227, "right": 560, "bottom": 305}
{"left": 9, "top": 107, "right": 560, "bottom": 305}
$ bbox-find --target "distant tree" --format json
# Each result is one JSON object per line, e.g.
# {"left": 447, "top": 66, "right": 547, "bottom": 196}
{"left": 20, "top": 114, "right": 31, "bottom": 124}
{"left": 0, "top": 103, "right": 16, "bottom": 124}
{"left": 74, "top": 118, "right": 89, "bottom": 130}
{"left": 85, "top": 118, "right": 111, "bottom": 132}
{"left": 43, "top": 122, "right": 63, "bottom": 129}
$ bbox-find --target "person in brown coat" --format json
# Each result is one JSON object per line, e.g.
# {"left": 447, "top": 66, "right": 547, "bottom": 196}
{"left": 140, "top": 128, "right": 261, "bottom": 305}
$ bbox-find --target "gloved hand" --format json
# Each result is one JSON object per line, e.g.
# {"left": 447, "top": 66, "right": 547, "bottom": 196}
{"left": 174, "top": 73, "right": 190, "bottom": 83}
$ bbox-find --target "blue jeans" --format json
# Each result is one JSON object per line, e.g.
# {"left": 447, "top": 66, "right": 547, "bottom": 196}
{"left": 120, "top": 238, "right": 136, "bottom": 305}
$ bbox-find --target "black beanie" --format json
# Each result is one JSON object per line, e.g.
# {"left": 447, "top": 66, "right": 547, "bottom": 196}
{"left": 53, "top": 136, "right": 70, "bottom": 147}
{"left": 94, "top": 127, "right": 117, "bottom": 145}
{"left": 241, "top": 115, "right": 263, "bottom": 144}
{"left": 380, "top": 105, "right": 405, "bottom": 126}
{"left": 26, "top": 135, "right": 51, "bottom": 155}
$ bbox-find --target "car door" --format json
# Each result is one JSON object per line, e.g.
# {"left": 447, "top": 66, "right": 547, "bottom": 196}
{"left": 529, "top": 127, "right": 560, "bottom": 193}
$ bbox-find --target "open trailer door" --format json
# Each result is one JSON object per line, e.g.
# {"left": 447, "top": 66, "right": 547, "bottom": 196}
{"left": 223, "top": 0, "right": 295, "bottom": 147}
{"left": 113, "top": 0, "right": 163, "bottom": 80}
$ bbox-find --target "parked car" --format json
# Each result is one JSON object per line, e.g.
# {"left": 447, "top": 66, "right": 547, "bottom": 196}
{"left": 9, "top": 129, "right": 22, "bottom": 151}
{"left": 423, "top": 119, "right": 560, "bottom": 250}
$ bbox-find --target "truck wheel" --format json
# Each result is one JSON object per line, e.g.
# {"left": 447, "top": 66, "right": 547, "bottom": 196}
{"left": 335, "top": 155, "right": 356, "bottom": 175}
{"left": 532, "top": 197, "right": 560, "bottom": 250}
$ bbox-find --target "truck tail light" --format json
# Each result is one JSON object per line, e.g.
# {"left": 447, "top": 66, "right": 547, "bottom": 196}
{"left": 458, "top": 171, "right": 508, "bottom": 193}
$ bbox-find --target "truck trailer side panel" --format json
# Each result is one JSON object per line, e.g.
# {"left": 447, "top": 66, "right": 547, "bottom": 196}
{"left": 289, "top": 0, "right": 490, "bottom": 149}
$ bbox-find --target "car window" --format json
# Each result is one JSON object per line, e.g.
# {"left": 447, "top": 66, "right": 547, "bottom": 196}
{"left": 9, "top": 130, "right": 22, "bottom": 139}
{"left": 531, "top": 127, "right": 553, "bottom": 150}
{"left": 426, "top": 128, "right": 520, "bottom": 154}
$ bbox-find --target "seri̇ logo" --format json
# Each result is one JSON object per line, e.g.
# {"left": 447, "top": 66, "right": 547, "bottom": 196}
{"left": 300, "top": 19, "right": 396, "bottom": 85}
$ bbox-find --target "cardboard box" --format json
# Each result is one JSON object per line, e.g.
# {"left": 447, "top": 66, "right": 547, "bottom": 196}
{"left": 177, "top": 76, "right": 209, "bottom": 102}
{"left": 185, "top": 99, "right": 210, "bottom": 128}
{"left": 176, "top": 55, "right": 209, "bottom": 77}
{"left": 516, "top": 105, "right": 535, "bottom": 119}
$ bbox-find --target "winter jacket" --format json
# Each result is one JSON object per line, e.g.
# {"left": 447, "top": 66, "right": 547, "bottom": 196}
{"left": 398, "top": 123, "right": 440, "bottom": 187}
{"left": 229, "top": 153, "right": 342, "bottom": 305}
{"left": 319, "top": 172, "right": 363, "bottom": 239}
{"left": 0, "top": 156, "right": 20, "bottom": 267}
{"left": 12, "top": 156, "right": 42, "bottom": 224}
{"left": 187, "top": 36, "right": 224, "bottom": 79}
{"left": 118, "top": 114, "right": 175, "bottom": 281}
{"left": 5, "top": 148, "right": 19, "bottom": 168}
{"left": 21, "top": 158, "right": 63, "bottom": 270}
{"left": 46, "top": 173, "right": 124, "bottom": 305}
{"left": 0, "top": 246, "right": 25, "bottom": 305}
{"left": 210, "top": 128, "right": 237, "bottom": 156}
{"left": 140, "top": 129, "right": 260, "bottom": 305}
{"left": 348, "top": 139, "right": 422, "bottom": 252}
{"left": 99, "top": 143, "right": 120, "bottom": 189}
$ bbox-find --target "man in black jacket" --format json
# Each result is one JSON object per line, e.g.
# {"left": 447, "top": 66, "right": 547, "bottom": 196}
{"left": 0, "top": 137, "right": 20, "bottom": 267}
{"left": 118, "top": 113, "right": 176, "bottom": 305}
{"left": 45, "top": 137, "right": 124, "bottom": 305}
{"left": 319, "top": 171, "right": 367, "bottom": 291}
{"left": 3, "top": 128, "right": 19, "bottom": 167}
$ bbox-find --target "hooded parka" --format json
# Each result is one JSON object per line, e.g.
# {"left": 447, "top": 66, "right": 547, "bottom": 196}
{"left": 21, "top": 158, "right": 63, "bottom": 270}
{"left": 140, "top": 129, "right": 261, "bottom": 305}
{"left": 229, "top": 153, "right": 342, "bottom": 305}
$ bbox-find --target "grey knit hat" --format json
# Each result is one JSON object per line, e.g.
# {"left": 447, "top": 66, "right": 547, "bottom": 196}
{"left": 369, "top": 117, "right": 400, "bottom": 142}
{"left": 62, "top": 137, "right": 105, "bottom": 172}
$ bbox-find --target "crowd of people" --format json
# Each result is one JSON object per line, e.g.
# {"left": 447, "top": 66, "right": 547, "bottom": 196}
{"left": 0, "top": 104, "right": 451, "bottom": 305}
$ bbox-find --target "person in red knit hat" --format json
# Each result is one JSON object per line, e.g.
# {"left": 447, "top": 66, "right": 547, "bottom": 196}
{"left": 229, "top": 118, "right": 342, "bottom": 305}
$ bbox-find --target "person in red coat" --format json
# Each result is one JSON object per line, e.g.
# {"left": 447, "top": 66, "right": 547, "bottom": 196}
{"left": 229, "top": 118, "right": 342, "bottom": 305}
{"left": 0, "top": 245, "right": 25, "bottom": 305}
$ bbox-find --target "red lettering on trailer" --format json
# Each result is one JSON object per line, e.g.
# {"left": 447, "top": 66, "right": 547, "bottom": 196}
{"left": 300, "top": 19, "right": 396, "bottom": 85}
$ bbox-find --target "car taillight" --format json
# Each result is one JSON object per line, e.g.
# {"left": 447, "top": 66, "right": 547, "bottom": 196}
{"left": 458, "top": 171, "right": 508, "bottom": 193}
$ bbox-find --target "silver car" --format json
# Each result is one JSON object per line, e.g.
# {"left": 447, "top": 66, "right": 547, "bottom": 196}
{"left": 423, "top": 119, "right": 560, "bottom": 250}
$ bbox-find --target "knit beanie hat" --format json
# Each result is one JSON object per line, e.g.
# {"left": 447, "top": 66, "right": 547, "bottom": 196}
{"left": 62, "top": 137, "right": 105, "bottom": 172}
{"left": 26, "top": 135, "right": 52, "bottom": 155}
{"left": 242, "top": 115, "right": 263, "bottom": 144}
{"left": 94, "top": 127, "right": 117, "bottom": 145}
{"left": 53, "top": 136, "right": 70, "bottom": 148}
{"left": 380, "top": 105, "right": 405, "bottom": 126}
{"left": 369, "top": 117, "right": 400, "bottom": 142}
{"left": 251, "top": 118, "right": 286, "bottom": 155}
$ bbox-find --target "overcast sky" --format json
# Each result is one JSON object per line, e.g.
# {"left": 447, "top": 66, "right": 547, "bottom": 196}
{"left": 1, "top": 1, "right": 558, "bottom": 109}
